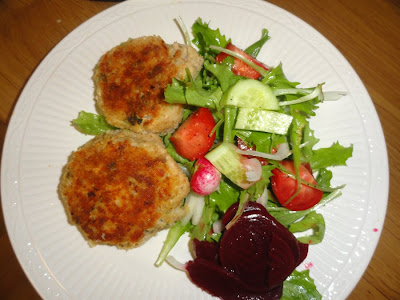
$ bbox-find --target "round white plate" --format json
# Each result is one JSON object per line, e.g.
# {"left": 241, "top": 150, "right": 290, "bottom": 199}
{"left": 1, "top": 0, "right": 388, "bottom": 299}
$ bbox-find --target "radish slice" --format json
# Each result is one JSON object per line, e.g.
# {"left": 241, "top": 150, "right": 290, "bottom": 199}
{"left": 191, "top": 157, "right": 222, "bottom": 196}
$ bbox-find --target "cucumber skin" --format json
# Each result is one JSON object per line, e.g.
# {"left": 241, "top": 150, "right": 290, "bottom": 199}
{"left": 221, "top": 79, "right": 279, "bottom": 110}
{"left": 205, "top": 143, "right": 252, "bottom": 189}
{"left": 235, "top": 108, "right": 293, "bottom": 135}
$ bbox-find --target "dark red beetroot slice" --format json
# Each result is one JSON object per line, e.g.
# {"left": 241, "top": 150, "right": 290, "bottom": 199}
{"left": 261, "top": 211, "right": 308, "bottom": 269}
{"left": 267, "top": 233, "right": 296, "bottom": 289}
{"left": 186, "top": 258, "right": 282, "bottom": 300}
{"left": 186, "top": 258, "right": 246, "bottom": 299}
{"left": 223, "top": 203, "right": 308, "bottom": 267}
{"left": 220, "top": 202, "right": 309, "bottom": 289}
{"left": 297, "top": 241, "right": 309, "bottom": 267}
{"left": 219, "top": 211, "right": 272, "bottom": 292}
{"left": 187, "top": 202, "right": 309, "bottom": 299}
{"left": 192, "top": 239, "right": 219, "bottom": 262}
{"left": 221, "top": 201, "right": 264, "bottom": 227}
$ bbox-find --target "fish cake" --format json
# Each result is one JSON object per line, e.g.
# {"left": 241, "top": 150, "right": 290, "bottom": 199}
{"left": 93, "top": 36, "right": 204, "bottom": 134}
{"left": 59, "top": 130, "right": 190, "bottom": 248}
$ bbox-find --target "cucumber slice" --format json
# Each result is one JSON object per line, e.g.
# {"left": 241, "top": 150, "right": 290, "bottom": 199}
{"left": 221, "top": 79, "right": 279, "bottom": 110}
{"left": 205, "top": 143, "right": 253, "bottom": 189}
{"left": 235, "top": 108, "right": 293, "bottom": 135}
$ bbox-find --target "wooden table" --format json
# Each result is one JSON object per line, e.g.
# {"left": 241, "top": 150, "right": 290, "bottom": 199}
{"left": 0, "top": 0, "right": 398, "bottom": 299}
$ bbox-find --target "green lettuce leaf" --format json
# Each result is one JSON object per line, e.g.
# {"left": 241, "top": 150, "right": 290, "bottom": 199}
{"left": 282, "top": 270, "right": 322, "bottom": 300}
{"left": 244, "top": 28, "right": 270, "bottom": 57}
{"left": 289, "top": 211, "right": 325, "bottom": 245}
{"left": 268, "top": 188, "right": 343, "bottom": 229}
{"left": 288, "top": 112, "right": 307, "bottom": 179}
{"left": 162, "top": 134, "right": 195, "bottom": 173}
{"left": 288, "top": 96, "right": 320, "bottom": 118}
{"left": 316, "top": 167, "right": 333, "bottom": 189}
{"left": 209, "top": 179, "right": 240, "bottom": 213}
{"left": 164, "top": 78, "right": 186, "bottom": 103}
{"left": 270, "top": 207, "right": 313, "bottom": 228}
{"left": 310, "top": 142, "right": 353, "bottom": 170}
{"left": 301, "top": 123, "right": 320, "bottom": 162}
{"left": 192, "top": 18, "right": 230, "bottom": 57}
{"left": 164, "top": 73, "right": 223, "bottom": 109}
{"left": 72, "top": 111, "right": 116, "bottom": 135}
{"left": 185, "top": 79, "right": 223, "bottom": 109}
{"left": 154, "top": 221, "right": 192, "bottom": 266}
{"left": 204, "top": 60, "right": 242, "bottom": 92}
{"left": 262, "top": 63, "right": 299, "bottom": 89}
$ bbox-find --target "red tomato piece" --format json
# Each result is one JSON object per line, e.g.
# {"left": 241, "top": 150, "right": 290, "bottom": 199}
{"left": 270, "top": 161, "right": 323, "bottom": 211}
{"left": 170, "top": 108, "right": 216, "bottom": 161}
{"left": 216, "top": 43, "right": 269, "bottom": 79}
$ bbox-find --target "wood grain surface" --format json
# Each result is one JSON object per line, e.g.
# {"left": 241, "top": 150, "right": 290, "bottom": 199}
{"left": 0, "top": 0, "right": 399, "bottom": 299}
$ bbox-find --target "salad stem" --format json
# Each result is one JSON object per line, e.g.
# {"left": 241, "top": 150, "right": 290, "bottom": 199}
{"left": 278, "top": 84, "right": 324, "bottom": 106}
{"left": 155, "top": 221, "right": 191, "bottom": 267}
{"left": 223, "top": 107, "right": 237, "bottom": 143}
{"left": 175, "top": 16, "right": 191, "bottom": 46}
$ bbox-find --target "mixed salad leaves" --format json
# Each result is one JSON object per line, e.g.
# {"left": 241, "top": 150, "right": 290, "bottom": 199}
{"left": 73, "top": 18, "right": 353, "bottom": 300}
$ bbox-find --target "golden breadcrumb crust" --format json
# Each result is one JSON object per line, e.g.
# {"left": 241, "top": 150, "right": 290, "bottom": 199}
{"left": 59, "top": 130, "right": 190, "bottom": 249}
{"left": 93, "top": 36, "right": 203, "bottom": 134}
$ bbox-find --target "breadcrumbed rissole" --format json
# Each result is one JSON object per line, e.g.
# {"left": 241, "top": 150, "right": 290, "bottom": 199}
{"left": 59, "top": 130, "right": 190, "bottom": 249}
{"left": 93, "top": 36, "right": 204, "bottom": 134}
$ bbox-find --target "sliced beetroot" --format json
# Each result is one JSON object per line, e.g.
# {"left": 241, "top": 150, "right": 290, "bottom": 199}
{"left": 221, "top": 203, "right": 237, "bottom": 226}
{"left": 186, "top": 201, "right": 309, "bottom": 299}
{"left": 221, "top": 201, "right": 263, "bottom": 227}
{"left": 186, "top": 257, "right": 247, "bottom": 299}
{"left": 192, "top": 238, "right": 219, "bottom": 262}
{"left": 219, "top": 211, "right": 272, "bottom": 292}
{"left": 186, "top": 258, "right": 283, "bottom": 300}
{"left": 297, "top": 241, "right": 309, "bottom": 267}
{"left": 258, "top": 210, "right": 301, "bottom": 267}
{"left": 267, "top": 233, "right": 296, "bottom": 288}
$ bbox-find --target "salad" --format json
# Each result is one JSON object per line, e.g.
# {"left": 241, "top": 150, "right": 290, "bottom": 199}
{"left": 73, "top": 18, "right": 353, "bottom": 300}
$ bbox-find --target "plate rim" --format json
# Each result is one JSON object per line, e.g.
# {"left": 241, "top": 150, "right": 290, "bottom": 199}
{"left": 1, "top": 0, "right": 389, "bottom": 299}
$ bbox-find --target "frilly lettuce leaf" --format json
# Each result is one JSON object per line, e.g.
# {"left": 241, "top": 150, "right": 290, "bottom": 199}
{"left": 192, "top": 18, "right": 230, "bottom": 57}
{"left": 310, "top": 142, "right": 353, "bottom": 170}
{"left": 72, "top": 111, "right": 116, "bottom": 135}
{"left": 282, "top": 269, "right": 322, "bottom": 300}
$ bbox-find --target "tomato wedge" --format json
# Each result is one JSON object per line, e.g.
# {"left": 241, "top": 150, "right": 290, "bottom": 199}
{"left": 270, "top": 161, "right": 323, "bottom": 211}
{"left": 170, "top": 108, "right": 216, "bottom": 161}
{"left": 216, "top": 43, "right": 269, "bottom": 79}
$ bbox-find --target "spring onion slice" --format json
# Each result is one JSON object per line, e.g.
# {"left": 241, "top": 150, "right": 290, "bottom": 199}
{"left": 323, "top": 91, "right": 348, "bottom": 101}
{"left": 236, "top": 142, "right": 291, "bottom": 161}
{"left": 273, "top": 87, "right": 348, "bottom": 103}
{"left": 279, "top": 84, "right": 324, "bottom": 106}
{"left": 166, "top": 256, "right": 186, "bottom": 271}
{"left": 272, "top": 88, "right": 313, "bottom": 97}
{"left": 175, "top": 16, "right": 191, "bottom": 46}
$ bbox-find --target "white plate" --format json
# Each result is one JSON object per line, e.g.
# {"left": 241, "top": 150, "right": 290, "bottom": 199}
{"left": 1, "top": 0, "right": 388, "bottom": 299}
